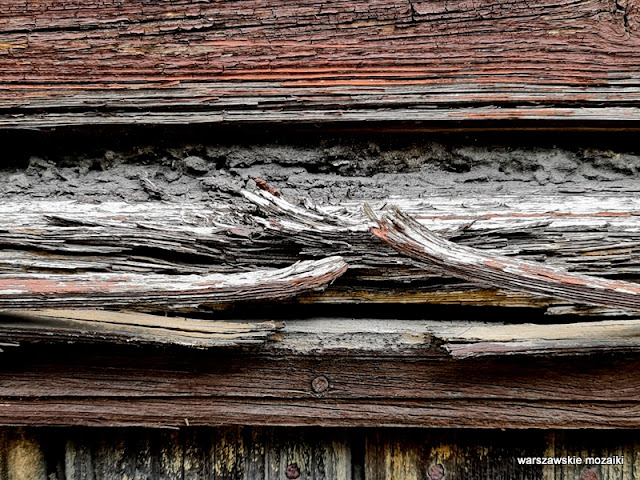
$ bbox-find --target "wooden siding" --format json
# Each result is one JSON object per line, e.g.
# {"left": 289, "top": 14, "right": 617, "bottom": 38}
{"left": 0, "top": 427, "right": 638, "bottom": 479}
{"left": 1, "top": 0, "right": 640, "bottom": 127}
{"left": 2, "top": 340, "right": 640, "bottom": 429}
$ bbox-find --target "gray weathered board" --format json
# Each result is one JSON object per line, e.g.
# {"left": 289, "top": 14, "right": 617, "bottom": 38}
{"left": 0, "top": 427, "right": 637, "bottom": 480}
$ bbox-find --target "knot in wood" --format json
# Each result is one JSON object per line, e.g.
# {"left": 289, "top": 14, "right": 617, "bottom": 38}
{"left": 285, "top": 463, "right": 301, "bottom": 479}
{"left": 311, "top": 375, "right": 329, "bottom": 393}
{"left": 428, "top": 464, "right": 445, "bottom": 480}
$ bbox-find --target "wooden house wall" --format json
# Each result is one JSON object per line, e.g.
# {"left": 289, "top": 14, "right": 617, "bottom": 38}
{"left": 1, "top": 427, "right": 639, "bottom": 480}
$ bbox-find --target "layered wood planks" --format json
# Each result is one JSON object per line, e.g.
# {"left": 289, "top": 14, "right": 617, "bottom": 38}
{"left": 1, "top": 0, "right": 640, "bottom": 126}
{"left": 0, "top": 192, "right": 638, "bottom": 314}
{"left": 2, "top": 326, "right": 640, "bottom": 428}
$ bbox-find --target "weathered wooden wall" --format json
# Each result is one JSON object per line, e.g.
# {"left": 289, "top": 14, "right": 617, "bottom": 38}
{"left": 2, "top": 339, "right": 640, "bottom": 429}
{"left": 2, "top": 128, "right": 640, "bottom": 477}
{"left": 1, "top": 0, "right": 639, "bottom": 126}
{"left": 0, "top": 427, "right": 637, "bottom": 479}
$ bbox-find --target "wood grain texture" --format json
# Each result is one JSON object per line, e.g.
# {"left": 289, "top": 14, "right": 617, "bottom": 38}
{"left": 0, "top": 256, "right": 347, "bottom": 311}
{"left": 1, "top": 192, "right": 640, "bottom": 315}
{"left": 0, "top": 309, "right": 282, "bottom": 348}
{"left": 370, "top": 206, "right": 640, "bottom": 311}
{"left": 1, "top": 427, "right": 638, "bottom": 480}
{"left": 8, "top": 314, "right": 638, "bottom": 356}
{"left": 1, "top": 341, "right": 640, "bottom": 428}
{"left": 0, "top": 0, "right": 639, "bottom": 126}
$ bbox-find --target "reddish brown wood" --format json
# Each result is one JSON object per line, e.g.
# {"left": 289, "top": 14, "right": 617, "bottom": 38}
{"left": 1, "top": 346, "right": 639, "bottom": 428}
{"left": 1, "top": 0, "right": 639, "bottom": 126}
{"left": 3, "top": 398, "right": 638, "bottom": 429}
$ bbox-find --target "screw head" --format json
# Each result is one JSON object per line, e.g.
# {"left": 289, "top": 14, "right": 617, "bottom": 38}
{"left": 428, "top": 464, "right": 445, "bottom": 480}
{"left": 311, "top": 376, "right": 329, "bottom": 393}
{"left": 286, "top": 463, "right": 301, "bottom": 479}
{"left": 581, "top": 469, "right": 599, "bottom": 480}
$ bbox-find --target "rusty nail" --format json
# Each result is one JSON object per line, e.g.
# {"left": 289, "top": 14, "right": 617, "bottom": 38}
{"left": 311, "top": 375, "right": 329, "bottom": 393}
{"left": 580, "top": 469, "right": 599, "bottom": 480}
{"left": 286, "top": 463, "right": 301, "bottom": 479}
{"left": 428, "top": 463, "right": 445, "bottom": 480}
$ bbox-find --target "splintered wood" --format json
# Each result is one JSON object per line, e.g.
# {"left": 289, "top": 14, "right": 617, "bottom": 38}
{"left": 0, "top": 191, "right": 639, "bottom": 315}
{"left": 0, "top": 0, "right": 639, "bottom": 126}
{"left": 0, "top": 309, "right": 282, "bottom": 348}
{"left": 369, "top": 206, "right": 640, "bottom": 311}
{"left": 0, "top": 256, "right": 348, "bottom": 311}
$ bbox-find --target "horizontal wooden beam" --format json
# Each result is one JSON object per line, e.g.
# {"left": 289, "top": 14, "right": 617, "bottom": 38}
{"left": 1, "top": 0, "right": 639, "bottom": 126}
{"left": 1, "top": 332, "right": 639, "bottom": 427}
{"left": 1, "top": 192, "right": 639, "bottom": 314}
{"left": 4, "top": 313, "right": 640, "bottom": 355}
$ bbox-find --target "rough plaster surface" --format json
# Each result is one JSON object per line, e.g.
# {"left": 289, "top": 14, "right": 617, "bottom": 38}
{"left": 2, "top": 131, "right": 639, "bottom": 203}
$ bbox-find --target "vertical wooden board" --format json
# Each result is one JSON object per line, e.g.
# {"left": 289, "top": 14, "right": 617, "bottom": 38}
{"left": 151, "top": 430, "right": 183, "bottom": 480}
{"left": 240, "top": 426, "right": 266, "bottom": 480}
{"left": 366, "top": 430, "right": 546, "bottom": 479}
{"left": 542, "top": 431, "right": 639, "bottom": 480}
{"left": 90, "top": 431, "right": 131, "bottom": 480}
{"left": 265, "top": 427, "right": 314, "bottom": 480}
{"left": 634, "top": 437, "right": 640, "bottom": 480}
{"left": 65, "top": 436, "right": 96, "bottom": 480}
{"left": 0, "top": 430, "right": 7, "bottom": 480}
{"left": 622, "top": 440, "right": 635, "bottom": 480}
{"left": 365, "top": 430, "right": 426, "bottom": 480}
{"left": 264, "top": 427, "right": 352, "bottom": 480}
{"left": 543, "top": 432, "right": 556, "bottom": 480}
{"left": 212, "top": 426, "right": 244, "bottom": 479}
{"left": 1, "top": 429, "right": 47, "bottom": 480}
{"left": 183, "top": 428, "right": 212, "bottom": 479}
{"left": 322, "top": 431, "right": 352, "bottom": 480}
{"left": 129, "top": 430, "right": 154, "bottom": 480}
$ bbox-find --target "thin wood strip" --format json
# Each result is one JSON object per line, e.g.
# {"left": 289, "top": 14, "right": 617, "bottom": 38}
{"left": 1, "top": 398, "right": 637, "bottom": 429}
{"left": 0, "top": 257, "right": 347, "bottom": 311}
{"left": 369, "top": 206, "right": 640, "bottom": 311}
{"left": 0, "top": 309, "right": 282, "bottom": 348}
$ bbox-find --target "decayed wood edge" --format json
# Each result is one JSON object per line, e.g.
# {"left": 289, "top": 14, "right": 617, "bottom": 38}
{"left": 2, "top": 194, "right": 640, "bottom": 313}
{"left": 269, "top": 318, "right": 640, "bottom": 357}
{"left": 0, "top": 256, "right": 347, "bottom": 311}
{"left": 368, "top": 206, "right": 640, "bottom": 312}
{"left": 4, "top": 313, "right": 640, "bottom": 356}
{"left": 0, "top": 309, "right": 282, "bottom": 348}
{"left": 7, "top": 107, "right": 640, "bottom": 128}
{"left": 427, "top": 319, "right": 640, "bottom": 358}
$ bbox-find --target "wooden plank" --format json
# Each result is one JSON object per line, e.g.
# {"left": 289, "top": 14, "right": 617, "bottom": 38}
{"left": 8, "top": 312, "right": 640, "bottom": 355}
{"left": 0, "top": 309, "right": 282, "bottom": 348}
{"left": 428, "top": 319, "right": 640, "bottom": 357}
{"left": 0, "top": 256, "right": 347, "bottom": 311}
{"left": 3, "top": 398, "right": 640, "bottom": 429}
{"left": 1, "top": 339, "right": 640, "bottom": 428}
{"left": 0, "top": 429, "right": 47, "bottom": 480}
{"left": 1, "top": 0, "right": 639, "bottom": 126}
{"left": 1, "top": 193, "right": 640, "bottom": 314}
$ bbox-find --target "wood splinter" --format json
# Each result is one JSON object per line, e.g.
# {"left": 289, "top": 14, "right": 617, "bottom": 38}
{"left": 367, "top": 205, "right": 640, "bottom": 312}
{"left": 0, "top": 256, "right": 348, "bottom": 311}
